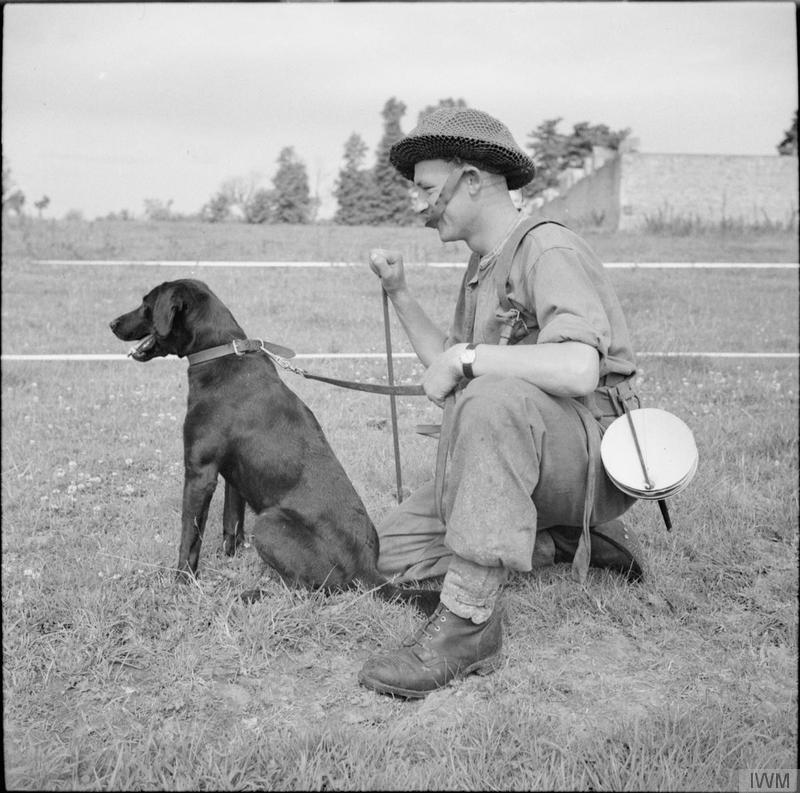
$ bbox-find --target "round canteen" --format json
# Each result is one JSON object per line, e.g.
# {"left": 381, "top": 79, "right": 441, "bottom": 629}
{"left": 605, "top": 447, "right": 698, "bottom": 500}
{"left": 600, "top": 408, "right": 698, "bottom": 500}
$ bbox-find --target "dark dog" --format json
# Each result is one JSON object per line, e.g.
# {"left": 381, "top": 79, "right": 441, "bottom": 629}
{"left": 109, "top": 278, "right": 438, "bottom": 613}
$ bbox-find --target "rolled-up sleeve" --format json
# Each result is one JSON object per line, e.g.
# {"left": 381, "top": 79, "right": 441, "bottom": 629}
{"left": 524, "top": 246, "right": 612, "bottom": 360}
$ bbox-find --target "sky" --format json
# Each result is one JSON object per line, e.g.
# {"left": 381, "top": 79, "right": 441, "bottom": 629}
{"left": 2, "top": 1, "right": 797, "bottom": 220}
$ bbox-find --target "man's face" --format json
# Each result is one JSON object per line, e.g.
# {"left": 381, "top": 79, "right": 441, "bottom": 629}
{"left": 411, "top": 160, "right": 467, "bottom": 240}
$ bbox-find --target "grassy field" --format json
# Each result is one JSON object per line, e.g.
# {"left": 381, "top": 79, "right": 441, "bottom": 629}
{"left": 3, "top": 215, "right": 799, "bottom": 264}
{"left": 2, "top": 219, "right": 798, "bottom": 790}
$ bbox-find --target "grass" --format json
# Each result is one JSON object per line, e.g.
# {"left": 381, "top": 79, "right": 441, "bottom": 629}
{"left": 3, "top": 215, "right": 799, "bottom": 264}
{"left": 2, "top": 219, "right": 798, "bottom": 790}
{"left": 2, "top": 254, "right": 798, "bottom": 358}
{"left": 641, "top": 205, "right": 799, "bottom": 237}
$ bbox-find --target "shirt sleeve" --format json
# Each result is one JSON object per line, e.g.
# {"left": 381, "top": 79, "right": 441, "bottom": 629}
{"left": 524, "top": 245, "right": 612, "bottom": 360}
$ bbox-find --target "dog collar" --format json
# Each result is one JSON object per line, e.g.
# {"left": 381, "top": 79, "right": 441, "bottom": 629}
{"left": 187, "top": 338, "right": 296, "bottom": 367}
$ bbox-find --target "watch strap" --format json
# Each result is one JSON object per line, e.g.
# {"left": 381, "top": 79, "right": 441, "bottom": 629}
{"left": 462, "top": 343, "right": 478, "bottom": 379}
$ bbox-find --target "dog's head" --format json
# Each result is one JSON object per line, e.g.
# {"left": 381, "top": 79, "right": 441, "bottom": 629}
{"left": 109, "top": 279, "right": 220, "bottom": 361}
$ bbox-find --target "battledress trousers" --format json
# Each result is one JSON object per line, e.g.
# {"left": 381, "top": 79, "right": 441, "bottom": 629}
{"left": 378, "top": 220, "right": 640, "bottom": 621}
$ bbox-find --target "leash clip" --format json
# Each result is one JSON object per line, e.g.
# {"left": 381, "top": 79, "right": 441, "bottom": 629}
{"left": 259, "top": 341, "right": 305, "bottom": 376}
{"left": 232, "top": 339, "right": 246, "bottom": 357}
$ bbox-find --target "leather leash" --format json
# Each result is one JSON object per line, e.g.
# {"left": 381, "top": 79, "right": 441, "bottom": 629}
{"left": 186, "top": 337, "right": 425, "bottom": 397}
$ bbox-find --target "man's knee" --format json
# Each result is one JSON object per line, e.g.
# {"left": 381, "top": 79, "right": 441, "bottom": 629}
{"left": 455, "top": 375, "right": 544, "bottom": 432}
{"left": 374, "top": 482, "right": 449, "bottom": 580}
{"left": 461, "top": 374, "right": 539, "bottom": 403}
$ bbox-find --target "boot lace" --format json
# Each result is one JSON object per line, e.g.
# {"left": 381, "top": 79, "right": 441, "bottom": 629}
{"left": 401, "top": 605, "right": 449, "bottom": 647}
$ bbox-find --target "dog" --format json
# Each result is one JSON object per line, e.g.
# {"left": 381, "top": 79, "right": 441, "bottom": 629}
{"left": 109, "top": 278, "right": 438, "bottom": 614}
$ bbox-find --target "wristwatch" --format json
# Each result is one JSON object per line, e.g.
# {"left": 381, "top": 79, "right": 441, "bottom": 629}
{"left": 460, "top": 343, "right": 478, "bottom": 379}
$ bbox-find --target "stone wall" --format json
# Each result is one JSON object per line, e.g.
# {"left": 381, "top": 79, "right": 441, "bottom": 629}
{"left": 528, "top": 158, "right": 620, "bottom": 229}
{"left": 617, "top": 153, "right": 799, "bottom": 231}
{"left": 537, "top": 152, "right": 798, "bottom": 231}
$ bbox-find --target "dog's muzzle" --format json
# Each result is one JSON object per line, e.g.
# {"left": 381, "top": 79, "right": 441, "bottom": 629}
{"left": 128, "top": 334, "right": 157, "bottom": 361}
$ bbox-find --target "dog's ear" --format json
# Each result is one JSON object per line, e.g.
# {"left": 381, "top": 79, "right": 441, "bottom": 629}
{"left": 152, "top": 284, "right": 189, "bottom": 338}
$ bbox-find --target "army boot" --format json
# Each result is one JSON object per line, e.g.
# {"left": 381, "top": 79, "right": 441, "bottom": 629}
{"left": 550, "top": 519, "right": 647, "bottom": 582}
{"left": 358, "top": 602, "right": 503, "bottom": 698}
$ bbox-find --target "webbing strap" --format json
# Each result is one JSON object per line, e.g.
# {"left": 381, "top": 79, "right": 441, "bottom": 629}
{"left": 494, "top": 219, "right": 566, "bottom": 312}
{"left": 434, "top": 394, "right": 456, "bottom": 523}
{"left": 572, "top": 402, "right": 598, "bottom": 585}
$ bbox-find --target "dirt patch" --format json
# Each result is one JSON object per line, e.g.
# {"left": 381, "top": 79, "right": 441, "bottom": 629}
{"left": 513, "top": 627, "right": 671, "bottom": 738}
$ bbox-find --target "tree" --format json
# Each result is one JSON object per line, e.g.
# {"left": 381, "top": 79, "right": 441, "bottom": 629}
{"left": 372, "top": 97, "right": 417, "bottom": 226}
{"left": 417, "top": 97, "right": 469, "bottom": 125}
{"left": 245, "top": 188, "right": 273, "bottom": 224}
{"left": 777, "top": 110, "right": 798, "bottom": 155}
{"left": 565, "top": 122, "right": 629, "bottom": 165}
{"left": 1, "top": 157, "right": 12, "bottom": 199}
{"left": 201, "top": 192, "right": 231, "bottom": 223}
{"left": 523, "top": 118, "right": 569, "bottom": 197}
{"left": 103, "top": 208, "right": 133, "bottom": 221}
{"left": 523, "top": 118, "right": 630, "bottom": 199}
{"left": 334, "top": 133, "right": 378, "bottom": 225}
{"left": 34, "top": 195, "right": 50, "bottom": 219}
{"left": 202, "top": 173, "right": 263, "bottom": 222}
{"left": 271, "top": 146, "right": 311, "bottom": 224}
{"left": 143, "top": 198, "right": 174, "bottom": 221}
{"left": 2, "top": 157, "right": 26, "bottom": 216}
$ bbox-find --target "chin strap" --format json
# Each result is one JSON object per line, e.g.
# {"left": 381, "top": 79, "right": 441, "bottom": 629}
{"left": 424, "top": 166, "right": 467, "bottom": 228}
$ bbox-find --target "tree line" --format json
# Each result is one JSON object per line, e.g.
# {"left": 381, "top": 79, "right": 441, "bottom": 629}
{"left": 201, "top": 96, "right": 638, "bottom": 227}
{"left": 3, "top": 106, "right": 797, "bottom": 223}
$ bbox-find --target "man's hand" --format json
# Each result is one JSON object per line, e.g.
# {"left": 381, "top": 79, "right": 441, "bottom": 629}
{"left": 369, "top": 249, "right": 406, "bottom": 295}
{"left": 423, "top": 344, "right": 466, "bottom": 407}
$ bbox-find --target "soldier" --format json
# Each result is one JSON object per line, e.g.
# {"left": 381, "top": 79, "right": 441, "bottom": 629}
{"left": 359, "top": 107, "right": 646, "bottom": 698}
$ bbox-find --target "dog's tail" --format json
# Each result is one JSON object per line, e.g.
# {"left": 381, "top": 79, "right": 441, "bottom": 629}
{"left": 373, "top": 580, "right": 440, "bottom": 616}
{"left": 239, "top": 576, "right": 440, "bottom": 615}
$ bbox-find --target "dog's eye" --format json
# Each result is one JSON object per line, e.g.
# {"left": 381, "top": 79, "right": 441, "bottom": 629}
{"left": 142, "top": 305, "right": 152, "bottom": 319}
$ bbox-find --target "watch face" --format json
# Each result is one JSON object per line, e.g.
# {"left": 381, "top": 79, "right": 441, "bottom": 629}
{"left": 461, "top": 347, "right": 477, "bottom": 364}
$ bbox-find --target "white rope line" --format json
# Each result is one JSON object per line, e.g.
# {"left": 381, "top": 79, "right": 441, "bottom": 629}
{"left": 433, "top": 262, "right": 799, "bottom": 270}
{"left": 606, "top": 263, "right": 797, "bottom": 270}
{"left": 30, "top": 259, "right": 799, "bottom": 269}
{"left": 33, "top": 260, "right": 355, "bottom": 268}
{"left": 2, "top": 352, "right": 798, "bottom": 363}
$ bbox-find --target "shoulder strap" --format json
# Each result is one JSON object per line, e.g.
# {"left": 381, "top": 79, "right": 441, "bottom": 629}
{"left": 494, "top": 219, "right": 566, "bottom": 312}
